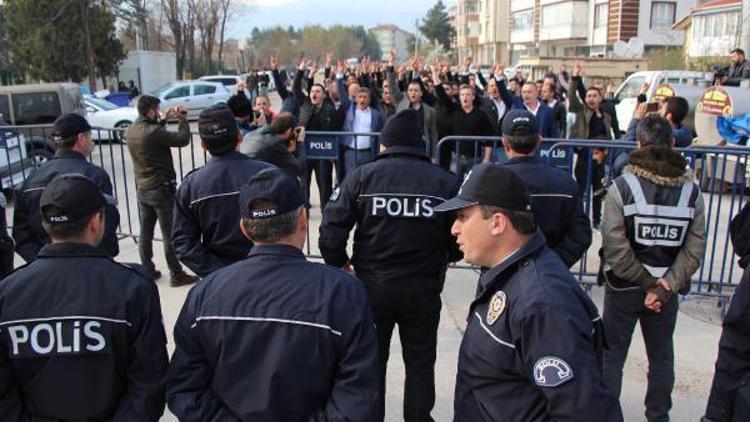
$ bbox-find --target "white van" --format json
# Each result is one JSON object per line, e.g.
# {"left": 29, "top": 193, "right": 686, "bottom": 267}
{"left": 614, "top": 71, "right": 710, "bottom": 133}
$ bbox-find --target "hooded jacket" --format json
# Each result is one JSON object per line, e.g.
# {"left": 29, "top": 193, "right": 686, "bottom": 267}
{"left": 601, "top": 147, "right": 706, "bottom": 301}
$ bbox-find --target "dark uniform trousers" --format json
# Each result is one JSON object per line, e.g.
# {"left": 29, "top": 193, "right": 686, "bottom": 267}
{"left": 366, "top": 280, "right": 442, "bottom": 422}
{"left": 137, "top": 183, "right": 183, "bottom": 276}
{"left": 603, "top": 290, "right": 678, "bottom": 422}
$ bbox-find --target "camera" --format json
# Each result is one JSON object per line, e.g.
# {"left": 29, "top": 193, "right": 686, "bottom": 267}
{"left": 646, "top": 102, "right": 660, "bottom": 113}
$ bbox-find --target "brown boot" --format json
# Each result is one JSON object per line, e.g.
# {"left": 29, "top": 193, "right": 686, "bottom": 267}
{"left": 170, "top": 272, "right": 199, "bottom": 287}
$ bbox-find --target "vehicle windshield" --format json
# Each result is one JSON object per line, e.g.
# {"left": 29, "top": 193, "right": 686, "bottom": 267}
{"left": 86, "top": 96, "right": 119, "bottom": 111}
{"left": 151, "top": 82, "right": 175, "bottom": 97}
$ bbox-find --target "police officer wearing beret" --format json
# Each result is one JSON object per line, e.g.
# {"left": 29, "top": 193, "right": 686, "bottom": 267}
{"left": 501, "top": 109, "right": 592, "bottom": 267}
{"left": 0, "top": 174, "right": 168, "bottom": 421}
{"left": 13, "top": 113, "right": 120, "bottom": 262}
{"left": 168, "top": 168, "right": 379, "bottom": 421}
{"left": 319, "top": 109, "right": 462, "bottom": 422}
{"left": 435, "top": 164, "right": 623, "bottom": 421}
{"left": 172, "top": 104, "right": 272, "bottom": 277}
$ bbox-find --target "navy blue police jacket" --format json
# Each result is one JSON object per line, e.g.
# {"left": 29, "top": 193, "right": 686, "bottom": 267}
{"left": 454, "top": 231, "right": 623, "bottom": 422}
{"left": 12, "top": 150, "right": 120, "bottom": 262}
{"left": 318, "top": 147, "right": 462, "bottom": 290}
{"left": 167, "top": 244, "right": 380, "bottom": 421}
{"left": 172, "top": 151, "right": 272, "bottom": 277}
{"left": 504, "top": 155, "right": 592, "bottom": 267}
{"left": 0, "top": 242, "right": 168, "bottom": 421}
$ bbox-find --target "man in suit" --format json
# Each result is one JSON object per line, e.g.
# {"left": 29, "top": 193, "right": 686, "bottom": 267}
{"left": 387, "top": 74, "right": 439, "bottom": 158}
{"left": 498, "top": 77, "right": 560, "bottom": 139}
{"left": 336, "top": 71, "right": 384, "bottom": 178}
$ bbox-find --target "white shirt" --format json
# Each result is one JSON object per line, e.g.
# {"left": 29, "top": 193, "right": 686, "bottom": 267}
{"left": 352, "top": 107, "right": 372, "bottom": 149}
{"left": 525, "top": 101, "right": 541, "bottom": 116}
{"left": 492, "top": 97, "right": 506, "bottom": 123}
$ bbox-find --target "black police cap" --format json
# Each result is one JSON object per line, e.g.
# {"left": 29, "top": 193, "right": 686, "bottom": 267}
{"left": 434, "top": 163, "right": 531, "bottom": 213}
{"left": 39, "top": 174, "right": 106, "bottom": 225}
{"left": 239, "top": 168, "right": 305, "bottom": 219}
{"left": 198, "top": 104, "right": 239, "bottom": 144}
{"left": 52, "top": 113, "right": 92, "bottom": 140}
{"left": 501, "top": 109, "right": 539, "bottom": 137}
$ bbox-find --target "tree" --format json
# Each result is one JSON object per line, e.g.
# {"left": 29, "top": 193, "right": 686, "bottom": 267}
{"left": 419, "top": 0, "right": 454, "bottom": 51}
{"left": 4, "top": 0, "right": 125, "bottom": 87}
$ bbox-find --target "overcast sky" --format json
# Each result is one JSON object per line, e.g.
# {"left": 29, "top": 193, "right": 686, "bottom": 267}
{"left": 225, "top": 0, "right": 453, "bottom": 41}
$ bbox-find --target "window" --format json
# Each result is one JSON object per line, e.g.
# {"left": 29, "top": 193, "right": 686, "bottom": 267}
{"left": 512, "top": 10, "right": 533, "bottom": 31}
{"left": 727, "top": 12, "right": 740, "bottom": 37}
{"left": 651, "top": 1, "right": 676, "bottom": 30}
{"left": 165, "top": 86, "right": 189, "bottom": 100}
{"left": 194, "top": 85, "right": 217, "bottom": 95}
{"left": 713, "top": 14, "right": 726, "bottom": 37}
{"left": 692, "top": 15, "right": 704, "bottom": 38}
{"left": 594, "top": 4, "right": 608, "bottom": 29}
{"left": 13, "top": 92, "right": 61, "bottom": 125}
{"left": 0, "top": 96, "right": 10, "bottom": 124}
{"left": 615, "top": 76, "right": 646, "bottom": 102}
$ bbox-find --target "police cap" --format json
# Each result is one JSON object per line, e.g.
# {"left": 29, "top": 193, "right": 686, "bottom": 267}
{"left": 501, "top": 109, "right": 539, "bottom": 137}
{"left": 52, "top": 113, "right": 92, "bottom": 140}
{"left": 434, "top": 163, "right": 531, "bottom": 212}
{"left": 198, "top": 104, "right": 238, "bottom": 144}
{"left": 40, "top": 173, "right": 106, "bottom": 225}
{"left": 239, "top": 168, "right": 304, "bottom": 219}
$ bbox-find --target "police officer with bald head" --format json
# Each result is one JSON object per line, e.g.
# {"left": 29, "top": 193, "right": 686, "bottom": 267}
{"left": 0, "top": 174, "right": 168, "bottom": 421}
{"left": 319, "top": 109, "right": 462, "bottom": 421}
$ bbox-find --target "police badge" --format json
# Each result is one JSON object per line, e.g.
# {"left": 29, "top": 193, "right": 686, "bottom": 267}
{"left": 486, "top": 291, "right": 507, "bottom": 325}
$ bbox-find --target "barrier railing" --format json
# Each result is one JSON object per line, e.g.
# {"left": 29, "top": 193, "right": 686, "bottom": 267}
{"left": 2, "top": 125, "right": 747, "bottom": 304}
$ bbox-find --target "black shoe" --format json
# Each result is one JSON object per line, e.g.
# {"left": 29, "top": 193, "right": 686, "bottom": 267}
{"left": 170, "top": 272, "right": 199, "bottom": 287}
{"left": 150, "top": 270, "right": 162, "bottom": 280}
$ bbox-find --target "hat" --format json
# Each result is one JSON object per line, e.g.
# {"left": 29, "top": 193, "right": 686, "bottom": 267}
{"left": 40, "top": 173, "right": 106, "bottom": 225}
{"left": 501, "top": 109, "right": 539, "bottom": 137}
{"left": 52, "top": 113, "right": 92, "bottom": 139}
{"left": 198, "top": 104, "right": 238, "bottom": 143}
{"left": 227, "top": 93, "right": 252, "bottom": 118}
{"left": 380, "top": 109, "right": 424, "bottom": 150}
{"left": 239, "top": 168, "right": 305, "bottom": 219}
{"left": 434, "top": 163, "right": 531, "bottom": 212}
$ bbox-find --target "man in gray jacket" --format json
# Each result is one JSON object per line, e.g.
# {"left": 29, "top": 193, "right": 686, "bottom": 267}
{"left": 601, "top": 115, "right": 706, "bottom": 422}
{"left": 240, "top": 112, "right": 304, "bottom": 176}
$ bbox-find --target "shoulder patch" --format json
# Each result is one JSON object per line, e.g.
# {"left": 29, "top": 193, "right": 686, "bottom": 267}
{"left": 329, "top": 186, "right": 341, "bottom": 202}
{"left": 533, "top": 356, "right": 574, "bottom": 388}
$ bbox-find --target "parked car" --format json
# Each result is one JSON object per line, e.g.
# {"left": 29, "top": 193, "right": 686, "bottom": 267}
{"left": 152, "top": 81, "right": 231, "bottom": 119}
{"left": 84, "top": 96, "right": 138, "bottom": 142}
{"left": 614, "top": 70, "right": 710, "bottom": 133}
{"left": 0, "top": 82, "right": 86, "bottom": 169}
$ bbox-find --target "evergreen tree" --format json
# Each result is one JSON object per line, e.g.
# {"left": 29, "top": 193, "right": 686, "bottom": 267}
{"left": 419, "top": 0, "right": 454, "bottom": 51}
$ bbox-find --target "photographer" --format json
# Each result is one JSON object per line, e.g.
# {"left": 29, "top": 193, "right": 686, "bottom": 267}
{"left": 721, "top": 48, "right": 750, "bottom": 87}
{"left": 241, "top": 111, "right": 305, "bottom": 176}
{"left": 126, "top": 95, "right": 199, "bottom": 287}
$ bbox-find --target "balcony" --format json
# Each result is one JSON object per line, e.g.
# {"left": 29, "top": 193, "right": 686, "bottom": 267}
{"left": 538, "top": 1, "right": 588, "bottom": 41}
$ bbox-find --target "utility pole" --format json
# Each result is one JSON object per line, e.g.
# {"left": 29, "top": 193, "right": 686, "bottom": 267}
{"left": 81, "top": 0, "right": 97, "bottom": 90}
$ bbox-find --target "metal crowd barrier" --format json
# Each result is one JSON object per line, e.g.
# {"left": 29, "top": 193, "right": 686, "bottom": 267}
{"left": 2, "top": 125, "right": 747, "bottom": 304}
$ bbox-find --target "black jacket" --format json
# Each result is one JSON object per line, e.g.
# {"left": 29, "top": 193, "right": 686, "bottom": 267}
{"left": 293, "top": 70, "right": 344, "bottom": 131}
{"left": 12, "top": 150, "right": 120, "bottom": 262}
{"left": 705, "top": 201, "right": 750, "bottom": 421}
{"left": 167, "top": 244, "right": 379, "bottom": 421}
{"left": 546, "top": 99, "right": 568, "bottom": 138}
{"left": 453, "top": 231, "right": 623, "bottom": 421}
{"left": 725, "top": 60, "right": 750, "bottom": 87}
{"left": 319, "top": 147, "right": 462, "bottom": 290}
{"left": 172, "top": 151, "right": 272, "bottom": 277}
{"left": 0, "top": 242, "right": 168, "bottom": 421}
{"left": 504, "top": 155, "right": 592, "bottom": 267}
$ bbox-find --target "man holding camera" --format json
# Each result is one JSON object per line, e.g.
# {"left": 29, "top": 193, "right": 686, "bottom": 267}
{"left": 721, "top": 48, "right": 750, "bottom": 87}
{"left": 126, "top": 96, "right": 199, "bottom": 287}
{"left": 241, "top": 111, "right": 305, "bottom": 176}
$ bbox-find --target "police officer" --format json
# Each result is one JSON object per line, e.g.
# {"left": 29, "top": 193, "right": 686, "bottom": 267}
{"left": 168, "top": 168, "right": 379, "bottom": 421}
{"left": 0, "top": 174, "right": 168, "bottom": 421}
{"left": 704, "top": 201, "right": 750, "bottom": 421}
{"left": 601, "top": 115, "right": 706, "bottom": 422}
{"left": 13, "top": 113, "right": 120, "bottom": 262}
{"left": 172, "top": 104, "right": 272, "bottom": 277}
{"left": 435, "top": 163, "right": 623, "bottom": 421}
{"left": 319, "top": 109, "right": 462, "bottom": 422}
{"left": 501, "top": 109, "right": 592, "bottom": 267}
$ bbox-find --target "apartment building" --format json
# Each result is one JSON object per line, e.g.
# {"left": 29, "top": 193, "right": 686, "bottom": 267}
{"left": 371, "top": 25, "right": 413, "bottom": 62}
{"left": 673, "top": 0, "right": 742, "bottom": 61}
{"left": 455, "top": 0, "right": 704, "bottom": 64}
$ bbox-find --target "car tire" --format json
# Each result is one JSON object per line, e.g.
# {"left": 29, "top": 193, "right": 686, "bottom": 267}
{"left": 112, "top": 121, "right": 132, "bottom": 143}
{"left": 29, "top": 146, "right": 53, "bottom": 168}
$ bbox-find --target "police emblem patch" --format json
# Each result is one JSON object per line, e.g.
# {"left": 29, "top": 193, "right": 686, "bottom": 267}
{"left": 329, "top": 187, "right": 341, "bottom": 202}
{"left": 533, "top": 356, "right": 574, "bottom": 388}
{"left": 486, "top": 291, "right": 506, "bottom": 325}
